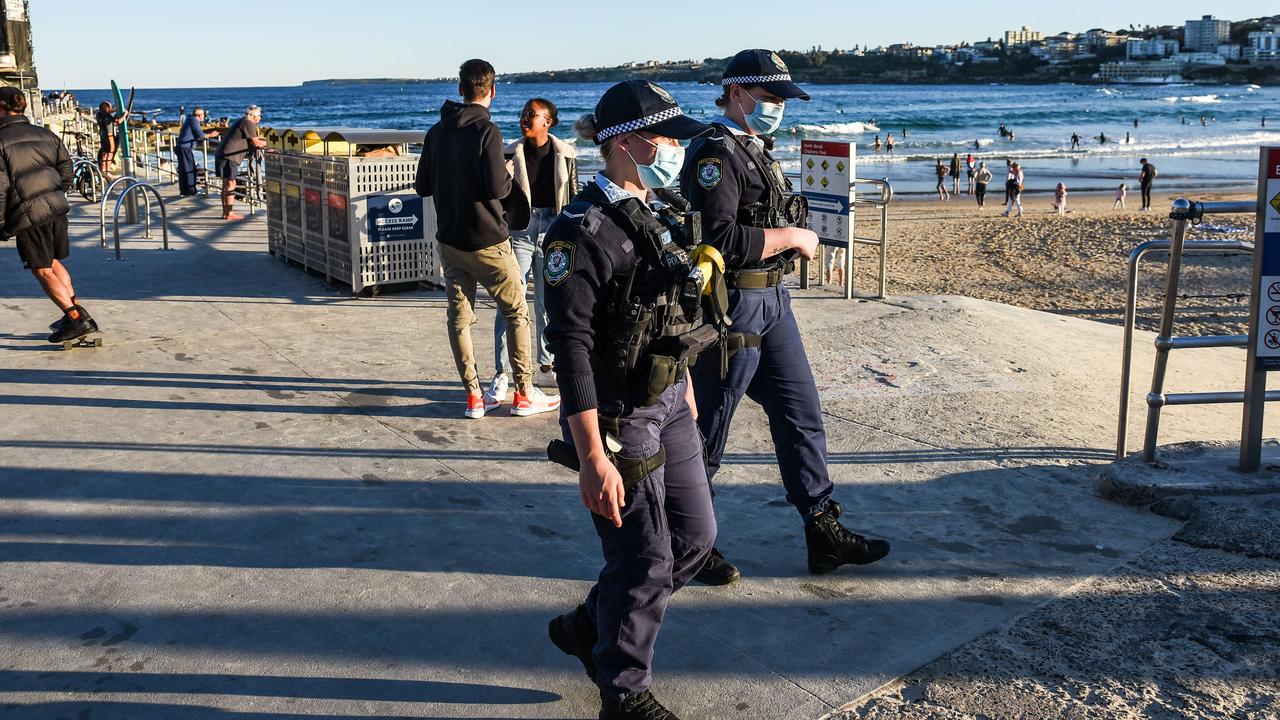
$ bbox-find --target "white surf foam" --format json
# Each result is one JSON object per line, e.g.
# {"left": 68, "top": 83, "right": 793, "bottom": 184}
{"left": 1160, "top": 94, "right": 1222, "bottom": 104}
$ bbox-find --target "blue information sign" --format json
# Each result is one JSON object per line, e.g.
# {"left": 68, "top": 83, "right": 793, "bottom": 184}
{"left": 367, "top": 195, "right": 424, "bottom": 243}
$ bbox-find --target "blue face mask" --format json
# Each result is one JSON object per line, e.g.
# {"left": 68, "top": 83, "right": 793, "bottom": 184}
{"left": 628, "top": 136, "right": 684, "bottom": 189}
{"left": 740, "top": 96, "right": 785, "bottom": 135}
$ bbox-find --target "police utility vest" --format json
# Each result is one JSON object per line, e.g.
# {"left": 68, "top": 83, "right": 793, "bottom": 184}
{"left": 573, "top": 182, "right": 729, "bottom": 408}
{"left": 705, "top": 125, "right": 809, "bottom": 234}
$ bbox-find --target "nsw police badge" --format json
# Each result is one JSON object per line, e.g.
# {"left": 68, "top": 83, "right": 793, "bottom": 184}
{"left": 544, "top": 240, "right": 574, "bottom": 286}
{"left": 697, "top": 158, "right": 723, "bottom": 190}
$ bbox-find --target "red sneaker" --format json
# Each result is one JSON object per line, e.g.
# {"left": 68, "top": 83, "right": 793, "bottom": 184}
{"left": 464, "top": 393, "right": 486, "bottom": 419}
{"left": 511, "top": 387, "right": 560, "bottom": 417}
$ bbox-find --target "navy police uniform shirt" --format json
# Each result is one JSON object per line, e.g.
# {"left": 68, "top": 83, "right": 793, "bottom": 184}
{"left": 542, "top": 174, "right": 640, "bottom": 417}
{"left": 679, "top": 116, "right": 774, "bottom": 269}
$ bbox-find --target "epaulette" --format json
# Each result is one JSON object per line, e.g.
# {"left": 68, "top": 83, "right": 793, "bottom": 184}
{"left": 553, "top": 198, "right": 605, "bottom": 234}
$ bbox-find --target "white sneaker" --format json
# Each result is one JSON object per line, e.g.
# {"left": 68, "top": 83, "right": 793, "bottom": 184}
{"left": 483, "top": 374, "right": 509, "bottom": 412}
{"left": 534, "top": 367, "right": 557, "bottom": 387}
{"left": 511, "top": 386, "right": 561, "bottom": 417}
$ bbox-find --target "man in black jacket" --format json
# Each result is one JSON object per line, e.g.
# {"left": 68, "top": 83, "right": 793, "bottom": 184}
{"left": 416, "top": 59, "right": 559, "bottom": 419}
{"left": 0, "top": 87, "right": 95, "bottom": 343}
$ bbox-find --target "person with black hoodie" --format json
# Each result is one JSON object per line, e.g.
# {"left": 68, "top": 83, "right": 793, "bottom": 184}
{"left": 415, "top": 59, "right": 560, "bottom": 419}
{"left": 0, "top": 87, "right": 95, "bottom": 344}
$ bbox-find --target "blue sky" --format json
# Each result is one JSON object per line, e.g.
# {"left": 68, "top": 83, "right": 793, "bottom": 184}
{"left": 33, "top": 1, "right": 1276, "bottom": 88}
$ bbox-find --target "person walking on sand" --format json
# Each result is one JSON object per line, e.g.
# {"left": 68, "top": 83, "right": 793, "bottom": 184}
{"left": 974, "top": 161, "right": 992, "bottom": 208}
{"left": 949, "top": 153, "right": 961, "bottom": 195}
{"left": 1053, "top": 182, "right": 1068, "bottom": 216}
{"left": 0, "top": 87, "right": 98, "bottom": 344}
{"left": 1001, "top": 161, "right": 1023, "bottom": 217}
{"left": 1138, "top": 157, "right": 1157, "bottom": 211}
{"left": 1114, "top": 182, "right": 1127, "bottom": 210}
{"left": 935, "top": 158, "right": 950, "bottom": 201}
{"left": 964, "top": 153, "right": 975, "bottom": 195}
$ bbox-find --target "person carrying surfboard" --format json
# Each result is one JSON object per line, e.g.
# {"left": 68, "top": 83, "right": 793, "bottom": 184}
{"left": 95, "top": 101, "right": 127, "bottom": 177}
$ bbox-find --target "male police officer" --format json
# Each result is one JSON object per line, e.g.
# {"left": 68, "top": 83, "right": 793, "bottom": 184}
{"left": 680, "top": 49, "right": 890, "bottom": 584}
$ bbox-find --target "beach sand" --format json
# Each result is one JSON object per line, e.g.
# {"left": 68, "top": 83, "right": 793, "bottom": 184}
{"left": 835, "top": 188, "right": 1258, "bottom": 337}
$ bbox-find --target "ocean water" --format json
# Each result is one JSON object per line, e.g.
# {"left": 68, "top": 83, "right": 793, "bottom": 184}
{"left": 69, "top": 82, "right": 1280, "bottom": 196}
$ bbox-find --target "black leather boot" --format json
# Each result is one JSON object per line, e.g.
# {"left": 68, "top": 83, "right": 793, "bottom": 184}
{"left": 693, "top": 546, "right": 741, "bottom": 586}
{"left": 600, "top": 689, "right": 681, "bottom": 720}
{"left": 805, "top": 500, "right": 890, "bottom": 574}
{"left": 548, "top": 603, "right": 597, "bottom": 680}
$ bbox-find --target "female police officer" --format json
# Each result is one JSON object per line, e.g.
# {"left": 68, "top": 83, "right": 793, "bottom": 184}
{"left": 679, "top": 49, "right": 891, "bottom": 585}
{"left": 542, "top": 80, "right": 720, "bottom": 720}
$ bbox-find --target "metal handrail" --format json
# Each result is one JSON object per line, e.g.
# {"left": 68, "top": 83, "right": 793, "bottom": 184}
{"left": 1117, "top": 196, "right": 1266, "bottom": 462}
{"left": 1116, "top": 237, "right": 1254, "bottom": 458}
{"left": 111, "top": 182, "right": 169, "bottom": 261}
{"left": 792, "top": 175, "right": 894, "bottom": 299}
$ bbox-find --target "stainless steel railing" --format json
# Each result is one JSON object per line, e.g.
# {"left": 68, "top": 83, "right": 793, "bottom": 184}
{"left": 788, "top": 174, "right": 894, "bottom": 300}
{"left": 1117, "top": 197, "right": 1266, "bottom": 461}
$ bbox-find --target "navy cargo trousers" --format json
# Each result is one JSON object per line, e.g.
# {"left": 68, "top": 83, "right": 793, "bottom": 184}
{"left": 574, "top": 378, "right": 716, "bottom": 699}
{"left": 692, "top": 284, "right": 834, "bottom": 515}
{"left": 176, "top": 143, "right": 199, "bottom": 195}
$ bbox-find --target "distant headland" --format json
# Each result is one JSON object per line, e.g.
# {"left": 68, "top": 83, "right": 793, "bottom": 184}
{"left": 307, "top": 15, "right": 1280, "bottom": 88}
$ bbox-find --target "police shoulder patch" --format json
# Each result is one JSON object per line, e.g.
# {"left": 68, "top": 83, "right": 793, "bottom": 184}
{"left": 697, "top": 157, "right": 723, "bottom": 190}
{"left": 544, "top": 240, "right": 575, "bottom": 286}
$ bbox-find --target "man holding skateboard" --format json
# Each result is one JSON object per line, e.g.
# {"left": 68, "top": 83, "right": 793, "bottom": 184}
{"left": 0, "top": 87, "right": 98, "bottom": 344}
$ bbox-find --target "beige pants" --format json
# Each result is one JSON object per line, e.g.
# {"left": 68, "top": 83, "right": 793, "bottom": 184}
{"left": 440, "top": 241, "right": 533, "bottom": 395}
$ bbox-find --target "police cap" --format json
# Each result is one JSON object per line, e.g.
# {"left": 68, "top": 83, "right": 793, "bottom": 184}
{"left": 721, "top": 49, "right": 811, "bottom": 101}
{"left": 590, "top": 79, "right": 711, "bottom": 145}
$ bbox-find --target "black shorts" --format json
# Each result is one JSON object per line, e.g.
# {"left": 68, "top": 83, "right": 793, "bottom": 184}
{"left": 15, "top": 216, "right": 70, "bottom": 270}
{"left": 217, "top": 157, "right": 242, "bottom": 181}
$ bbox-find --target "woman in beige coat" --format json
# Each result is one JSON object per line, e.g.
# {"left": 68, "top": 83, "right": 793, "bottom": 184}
{"left": 485, "top": 98, "right": 579, "bottom": 406}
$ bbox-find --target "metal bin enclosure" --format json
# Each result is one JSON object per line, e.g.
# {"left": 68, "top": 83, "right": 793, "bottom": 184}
{"left": 263, "top": 128, "right": 441, "bottom": 293}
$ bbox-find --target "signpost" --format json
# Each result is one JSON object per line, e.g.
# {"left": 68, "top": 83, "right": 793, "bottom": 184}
{"left": 1239, "top": 146, "right": 1280, "bottom": 470}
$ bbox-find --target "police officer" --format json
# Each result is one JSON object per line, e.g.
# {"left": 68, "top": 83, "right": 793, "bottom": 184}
{"left": 543, "top": 80, "right": 724, "bottom": 720}
{"left": 680, "top": 49, "right": 891, "bottom": 585}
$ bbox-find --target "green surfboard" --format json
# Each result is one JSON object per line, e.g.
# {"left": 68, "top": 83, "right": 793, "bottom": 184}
{"left": 109, "top": 80, "right": 132, "bottom": 156}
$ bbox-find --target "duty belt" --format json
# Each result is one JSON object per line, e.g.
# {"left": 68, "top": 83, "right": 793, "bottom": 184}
{"left": 726, "top": 267, "right": 785, "bottom": 289}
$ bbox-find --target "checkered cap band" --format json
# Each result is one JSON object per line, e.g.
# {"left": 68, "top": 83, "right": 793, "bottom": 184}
{"left": 721, "top": 73, "right": 792, "bottom": 86}
{"left": 595, "top": 107, "right": 685, "bottom": 142}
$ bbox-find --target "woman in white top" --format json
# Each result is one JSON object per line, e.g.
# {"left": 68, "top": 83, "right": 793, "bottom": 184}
{"left": 1001, "top": 162, "right": 1024, "bottom": 217}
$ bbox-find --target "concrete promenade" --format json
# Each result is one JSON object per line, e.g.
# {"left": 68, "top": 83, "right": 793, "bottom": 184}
{"left": 0, "top": 188, "right": 1273, "bottom": 718}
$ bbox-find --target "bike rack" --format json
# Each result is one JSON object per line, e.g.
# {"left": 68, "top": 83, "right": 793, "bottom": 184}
{"left": 1117, "top": 197, "right": 1268, "bottom": 461}
{"left": 110, "top": 182, "right": 169, "bottom": 261}
{"left": 99, "top": 176, "right": 150, "bottom": 247}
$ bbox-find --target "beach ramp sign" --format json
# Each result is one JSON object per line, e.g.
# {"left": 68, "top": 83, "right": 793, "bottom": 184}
{"left": 800, "top": 140, "right": 855, "bottom": 245}
{"left": 367, "top": 194, "right": 424, "bottom": 243}
{"left": 1240, "top": 146, "right": 1280, "bottom": 470}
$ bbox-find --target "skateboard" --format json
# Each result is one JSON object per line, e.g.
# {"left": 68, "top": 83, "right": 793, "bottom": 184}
{"left": 62, "top": 334, "right": 104, "bottom": 351}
